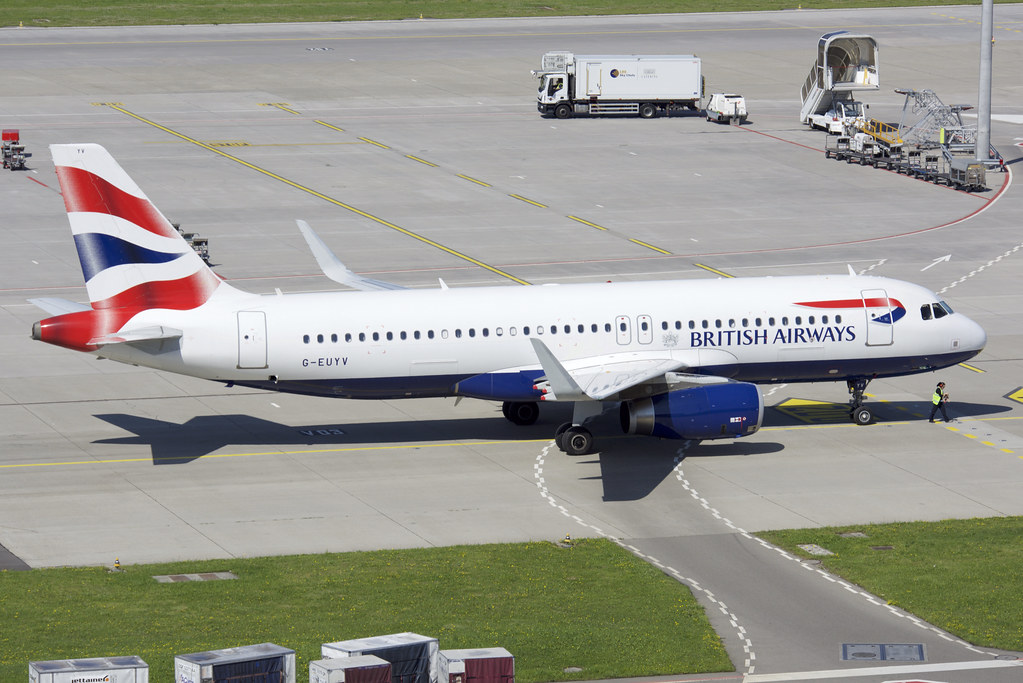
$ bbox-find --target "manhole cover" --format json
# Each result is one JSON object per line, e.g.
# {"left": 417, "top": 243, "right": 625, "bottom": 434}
{"left": 841, "top": 644, "right": 924, "bottom": 661}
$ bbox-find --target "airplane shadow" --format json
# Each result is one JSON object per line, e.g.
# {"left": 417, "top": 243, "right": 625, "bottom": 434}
{"left": 766, "top": 399, "right": 1011, "bottom": 427}
{"left": 582, "top": 437, "right": 784, "bottom": 502}
{"left": 93, "top": 409, "right": 574, "bottom": 466}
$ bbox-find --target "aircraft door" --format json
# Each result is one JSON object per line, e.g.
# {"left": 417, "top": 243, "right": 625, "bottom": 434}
{"left": 861, "top": 289, "right": 894, "bottom": 346}
{"left": 637, "top": 315, "right": 653, "bottom": 344}
{"left": 586, "top": 63, "right": 602, "bottom": 95}
{"left": 615, "top": 315, "right": 631, "bottom": 345}
{"left": 237, "top": 311, "right": 268, "bottom": 369}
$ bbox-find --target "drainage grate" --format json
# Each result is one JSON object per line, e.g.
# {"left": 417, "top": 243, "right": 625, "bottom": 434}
{"left": 153, "top": 572, "right": 238, "bottom": 583}
{"left": 842, "top": 643, "right": 925, "bottom": 661}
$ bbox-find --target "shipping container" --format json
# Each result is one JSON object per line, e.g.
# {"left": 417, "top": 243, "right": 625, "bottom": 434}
{"left": 322, "top": 633, "right": 438, "bottom": 683}
{"left": 174, "top": 643, "right": 295, "bottom": 683}
{"left": 438, "top": 648, "right": 514, "bottom": 683}
{"left": 29, "top": 655, "right": 148, "bottom": 683}
{"left": 309, "top": 654, "right": 392, "bottom": 683}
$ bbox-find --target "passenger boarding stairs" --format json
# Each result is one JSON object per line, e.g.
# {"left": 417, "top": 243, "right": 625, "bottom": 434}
{"left": 893, "top": 88, "right": 1001, "bottom": 165}
{"left": 799, "top": 32, "right": 880, "bottom": 124}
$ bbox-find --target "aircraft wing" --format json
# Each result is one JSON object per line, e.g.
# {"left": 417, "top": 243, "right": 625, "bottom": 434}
{"left": 529, "top": 338, "right": 734, "bottom": 401}
{"left": 297, "top": 220, "right": 406, "bottom": 291}
{"left": 29, "top": 297, "right": 91, "bottom": 316}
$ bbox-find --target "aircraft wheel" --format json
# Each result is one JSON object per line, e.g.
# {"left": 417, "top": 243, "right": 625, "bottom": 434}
{"left": 563, "top": 426, "right": 593, "bottom": 456}
{"left": 505, "top": 401, "right": 540, "bottom": 426}
{"left": 852, "top": 407, "right": 873, "bottom": 425}
{"left": 554, "top": 422, "right": 572, "bottom": 451}
{"left": 555, "top": 104, "right": 572, "bottom": 119}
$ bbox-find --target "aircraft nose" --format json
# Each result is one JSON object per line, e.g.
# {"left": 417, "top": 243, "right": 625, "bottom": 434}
{"left": 962, "top": 315, "right": 987, "bottom": 353}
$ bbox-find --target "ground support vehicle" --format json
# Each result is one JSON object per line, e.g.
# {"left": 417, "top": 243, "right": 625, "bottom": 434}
{"left": 2, "top": 129, "right": 29, "bottom": 170}
{"left": 533, "top": 52, "right": 702, "bottom": 119}
{"left": 706, "top": 93, "right": 747, "bottom": 123}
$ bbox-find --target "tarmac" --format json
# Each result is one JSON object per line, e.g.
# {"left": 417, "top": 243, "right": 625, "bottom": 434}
{"left": 1, "top": 6, "right": 1023, "bottom": 682}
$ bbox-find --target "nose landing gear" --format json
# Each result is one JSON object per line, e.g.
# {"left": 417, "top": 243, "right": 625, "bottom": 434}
{"left": 847, "top": 378, "right": 875, "bottom": 425}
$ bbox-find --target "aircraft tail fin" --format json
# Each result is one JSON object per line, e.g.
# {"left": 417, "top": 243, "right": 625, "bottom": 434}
{"left": 50, "top": 143, "right": 228, "bottom": 311}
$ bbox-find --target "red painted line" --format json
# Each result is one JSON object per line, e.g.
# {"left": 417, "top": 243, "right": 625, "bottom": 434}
{"left": 28, "top": 176, "right": 54, "bottom": 191}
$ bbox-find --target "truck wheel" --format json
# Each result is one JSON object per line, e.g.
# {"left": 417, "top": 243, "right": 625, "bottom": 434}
{"left": 554, "top": 104, "right": 572, "bottom": 119}
{"left": 639, "top": 103, "right": 656, "bottom": 119}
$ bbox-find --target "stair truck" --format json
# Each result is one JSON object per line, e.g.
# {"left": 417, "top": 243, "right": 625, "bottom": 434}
{"left": 799, "top": 32, "right": 879, "bottom": 131}
{"left": 533, "top": 52, "right": 702, "bottom": 119}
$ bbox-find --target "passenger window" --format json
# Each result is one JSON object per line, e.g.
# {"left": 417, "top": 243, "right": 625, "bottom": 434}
{"left": 794, "top": 317, "right": 801, "bottom": 325}
{"left": 768, "top": 317, "right": 775, "bottom": 326}
{"left": 496, "top": 327, "right": 503, "bottom": 336}
{"left": 524, "top": 326, "right": 531, "bottom": 335}
{"left": 591, "top": 324, "right": 598, "bottom": 333}
{"left": 372, "top": 332, "right": 379, "bottom": 341}
{"left": 702, "top": 320, "right": 708, "bottom": 329}
{"left": 441, "top": 330, "right": 448, "bottom": 339}
{"left": 564, "top": 325, "right": 570, "bottom": 334}
{"left": 675, "top": 321, "right": 682, "bottom": 330}
{"left": 317, "top": 334, "right": 324, "bottom": 343}
{"left": 662, "top": 321, "right": 668, "bottom": 330}
{"left": 428, "top": 330, "right": 435, "bottom": 339}
{"left": 921, "top": 305, "right": 932, "bottom": 321}
{"left": 400, "top": 331, "right": 407, "bottom": 340}
{"left": 510, "top": 327, "right": 517, "bottom": 336}
{"left": 331, "top": 333, "right": 338, "bottom": 343}
{"left": 641, "top": 321, "right": 648, "bottom": 331}
{"left": 782, "top": 317, "right": 789, "bottom": 325}
{"left": 303, "top": 334, "right": 310, "bottom": 344}
{"left": 619, "top": 322, "right": 626, "bottom": 332}
{"left": 715, "top": 319, "right": 722, "bottom": 329}
{"left": 689, "top": 321, "right": 695, "bottom": 330}
{"left": 551, "top": 325, "right": 558, "bottom": 334}
{"left": 835, "top": 315, "right": 842, "bottom": 323}
{"left": 808, "top": 316, "right": 814, "bottom": 325}
{"left": 414, "top": 331, "right": 421, "bottom": 340}
{"left": 386, "top": 332, "right": 393, "bottom": 341}
{"left": 536, "top": 326, "right": 543, "bottom": 335}
{"left": 469, "top": 329, "right": 476, "bottom": 338}
{"left": 345, "top": 333, "right": 352, "bottom": 342}
{"left": 578, "top": 324, "right": 584, "bottom": 333}
{"left": 755, "top": 318, "right": 762, "bottom": 327}
{"left": 604, "top": 323, "right": 612, "bottom": 333}
{"left": 728, "top": 319, "right": 735, "bottom": 328}
{"left": 359, "top": 332, "right": 366, "bottom": 342}
{"left": 482, "top": 328, "right": 489, "bottom": 337}
{"left": 822, "top": 315, "right": 828, "bottom": 324}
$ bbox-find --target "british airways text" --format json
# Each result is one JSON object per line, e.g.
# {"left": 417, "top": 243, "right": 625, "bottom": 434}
{"left": 691, "top": 325, "right": 856, "bottom": 348}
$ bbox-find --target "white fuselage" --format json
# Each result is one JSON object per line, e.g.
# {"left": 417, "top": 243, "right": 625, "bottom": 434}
{"left": 100, "top": 274, "right": 986, "bottom": 401}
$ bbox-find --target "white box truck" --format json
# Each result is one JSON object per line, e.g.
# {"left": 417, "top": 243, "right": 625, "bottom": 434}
{"left": 533, "top": 52, "right": 702, "bottom": 119}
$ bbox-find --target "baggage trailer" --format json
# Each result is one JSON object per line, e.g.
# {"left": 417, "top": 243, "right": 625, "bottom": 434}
{"left": 533, "top": 52, "right": 702, "bottom": 119}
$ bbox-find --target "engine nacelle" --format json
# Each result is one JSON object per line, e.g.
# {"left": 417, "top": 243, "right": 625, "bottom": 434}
{"left": 621, "top": 382, "right": 763, "bottom": 440}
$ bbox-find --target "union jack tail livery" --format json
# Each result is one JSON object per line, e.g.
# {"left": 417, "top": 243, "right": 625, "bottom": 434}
{"left": 33, "top": 144, "right": 234, "bottom": 351}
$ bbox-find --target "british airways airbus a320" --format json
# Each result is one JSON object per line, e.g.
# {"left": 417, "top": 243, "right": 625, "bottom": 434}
{"left": 31, "top": 144, "right": 986, "bottom": 455}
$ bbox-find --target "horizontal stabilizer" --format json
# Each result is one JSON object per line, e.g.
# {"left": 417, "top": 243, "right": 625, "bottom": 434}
{"left": 29, "top": 297, "right": 91, "bottom": 316}
{"left": 296, "top": 220, "right": 406, "bottom": 291}
{"left": 88, "top": 325, "right": 183, "bottom": 346}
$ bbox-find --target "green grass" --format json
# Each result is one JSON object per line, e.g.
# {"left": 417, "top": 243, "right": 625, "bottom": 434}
{"left": 1, "top": 0, "right": 1019, "bottom": 28}
{"left": 759, "top": 517, "right": 1023, "bottom": 652}
{"left": 0, "top": 539, "right": 730, "bottom": 682}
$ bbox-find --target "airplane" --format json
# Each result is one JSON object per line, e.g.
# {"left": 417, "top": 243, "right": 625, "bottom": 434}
{"left": 30, "top": 144, "right": 987, "bottom": 455}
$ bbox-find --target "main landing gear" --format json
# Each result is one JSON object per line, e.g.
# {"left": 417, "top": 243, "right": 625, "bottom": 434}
{"left": 847, "top": 378, "right": 875, "bottom": 425}
{"left": 500, "top": 400, "right": 599, "bottom": 455}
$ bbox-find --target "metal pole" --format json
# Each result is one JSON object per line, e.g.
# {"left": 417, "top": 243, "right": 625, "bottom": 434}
{"left": 977, "top": 0, "right": 993, "bottom": 162}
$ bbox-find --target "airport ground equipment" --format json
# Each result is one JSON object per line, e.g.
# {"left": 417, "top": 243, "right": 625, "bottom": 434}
{"left": 799, "top": 32, "right": 879, "bottom": 126}
{"left": 173, "top": 223, "right": 211, "bottom": 263}
{"left": 309, "top": 655, "right": 392, "bottom": 683}
{"left": 705, "top": 93, "right": 747, "bottom": 123}
{"left": 807, "top": 98, "right": 867, "bottom": 135}
{"left": 323, "top": 633, "right": 439, "bottom": 683}
{"left": 2, "top": 129, "right": 29, "bottom": 170}
{"left": 29, "top": 655, "right": 148, "bottom": 682}
{"left": 174, "top": 643, "right": 296, "bottom": 683}
{"left": 532, "top": 52, "right": 702, "bottom": 118}
{"left": 438, "top": 648, "right": 514, "bottom": 683}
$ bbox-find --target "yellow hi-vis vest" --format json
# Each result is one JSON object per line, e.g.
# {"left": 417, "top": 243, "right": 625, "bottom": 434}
{"left": 932, "top": 389, "right": 943, "bottom": 405}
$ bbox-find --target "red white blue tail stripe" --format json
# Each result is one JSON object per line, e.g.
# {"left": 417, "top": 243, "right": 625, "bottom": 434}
{"left": 52, "top": 144, "right": 221, "bottom": 311}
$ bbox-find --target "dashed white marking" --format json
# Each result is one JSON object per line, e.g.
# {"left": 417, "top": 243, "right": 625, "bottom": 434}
{"left": 533, "top": 440, "right": 758, "bottom": 675}
{"left": 670, "top": 445, "right": 1008, "bottom": 662}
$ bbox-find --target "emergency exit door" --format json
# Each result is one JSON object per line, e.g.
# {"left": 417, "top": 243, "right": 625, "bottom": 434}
{"left": 237, "top": 311, "right": 268, "bottom": 369}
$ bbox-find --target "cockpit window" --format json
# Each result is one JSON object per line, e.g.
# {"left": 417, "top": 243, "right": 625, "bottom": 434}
{"left": 932, "top": 303, "right": 948, "bottom": 319}
{"left": 920, "top": 304, "right": 932, "bottom": 321}
{"left": 938, "top": 301, "right": 954, "bottom": 315}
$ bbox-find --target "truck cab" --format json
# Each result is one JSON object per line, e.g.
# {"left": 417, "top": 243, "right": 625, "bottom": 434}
{"left": 809, "top": 98, "right": 867, "bottom": 134}
{"left": 537, "top": 72, "right": 571, "bottom": 117}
